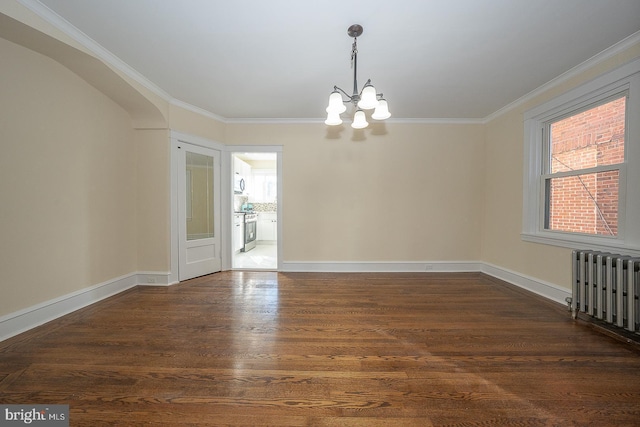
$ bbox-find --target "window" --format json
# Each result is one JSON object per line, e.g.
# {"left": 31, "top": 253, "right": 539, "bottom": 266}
{"left": 544, "top": 95, "right": 625, "bottom": 236}
{"left": 251, "top": 169, "right": 277, "bottom": 202}
{"left": 523, "top": 59, "right": 640, "bottom": 255}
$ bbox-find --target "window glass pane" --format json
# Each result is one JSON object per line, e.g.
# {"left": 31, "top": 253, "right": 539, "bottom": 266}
{"left": 550, "top": 97, "right": 626, "bottom": 173}
{"left": 545, "top": 170, "right": 619, "bottom": 236}
{"left": 253, "top": 170, "right": 277, "bottom": 202}
{"left": 186, "top": 151, "right": 215, "bottom": 240}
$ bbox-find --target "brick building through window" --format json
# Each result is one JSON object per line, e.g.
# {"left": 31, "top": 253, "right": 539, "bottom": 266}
{"left": 547, "top": 97, "right": 626, "bottom": 236}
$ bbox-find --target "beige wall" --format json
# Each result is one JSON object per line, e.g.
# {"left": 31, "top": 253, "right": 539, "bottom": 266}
{"left": 482, "top": 111, "right": 571, "bottom": 285}
{"left": 0, "top": 37, "right": 137, "bottom": 315}
{"left": 482, "top": 41, "right": 640, "bottom": 290}
{"left": 226, "top": 122, "right": 485, "bottom": 262}
{"left": 135, "top": 129, "right": 171, "bottom": 272}
{"left": 169, "top": 104, "right": 225, "bottom": 143}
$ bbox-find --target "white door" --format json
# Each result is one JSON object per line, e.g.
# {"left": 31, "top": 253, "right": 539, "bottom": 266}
{"left": 178, "top": 143, "right": 222, "bottom": 281}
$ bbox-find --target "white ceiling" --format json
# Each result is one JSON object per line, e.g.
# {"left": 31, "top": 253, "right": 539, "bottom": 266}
{"left": 33, "top": 0, "right": 640, "bottom": 121}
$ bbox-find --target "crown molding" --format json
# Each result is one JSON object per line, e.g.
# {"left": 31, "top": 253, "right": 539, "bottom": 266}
{"left": 16, "top": 0, "right": 173, "bottom": 102}
{"left": 483, "top": 30, "right": 640, "bottom": 124}
{"left": 225, "top": 117, "right": 323, "bottom": 124}
{"left": 15, "top": 1, "right": 640, "bottom": 126}
{"left": 170, "top": 99, "right": 228, "bottom": 123}
{"left": 224, "top": 117, "right": 485, "bottom": 125}
{"left": 388, "top": 118, "right": 485, "bottom": 125}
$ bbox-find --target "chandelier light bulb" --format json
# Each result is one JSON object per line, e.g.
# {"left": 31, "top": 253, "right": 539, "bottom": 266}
{"left": 372, "top": 99, "right": 391, "bottom": 120}
{"left": 351, "top": 110, "right": 369, "bottom": 129}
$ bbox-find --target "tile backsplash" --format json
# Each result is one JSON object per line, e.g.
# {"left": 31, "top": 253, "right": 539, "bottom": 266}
{"left": 234, "top": 195, "right": 276, "bottom": 212}
{"left": 251, "top": 203, "right": 277, "bottom": 212}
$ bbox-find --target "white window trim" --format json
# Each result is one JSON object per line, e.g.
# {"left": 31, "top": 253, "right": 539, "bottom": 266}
{"left": 522, "top": 58, "right": 640, "bottom": 256}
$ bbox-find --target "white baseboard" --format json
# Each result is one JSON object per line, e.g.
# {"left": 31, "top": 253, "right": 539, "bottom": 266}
{"left": 0, "top": 263, "right": 571, "bottom": 342}
{"left": 137, "top": 271, "right": 173, "bottom": 286}
{"left": 0, "top": 271, "right": 170, "bottom": 342}
{"left": 282, "top": 261, "right": 571, "bottom": 305}
{"left": 281, "top": 261, "right": 484, "bottom": 273}
{"left": 481, "top": 263, "right": 571, "bottom": 305}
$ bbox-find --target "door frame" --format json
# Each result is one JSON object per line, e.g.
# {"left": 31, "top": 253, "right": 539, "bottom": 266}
{"left": 224, "top": 145, "right": 283, "bottom": 271}
{"left": 169, "top": 131, "right": 230, "bottom": 284}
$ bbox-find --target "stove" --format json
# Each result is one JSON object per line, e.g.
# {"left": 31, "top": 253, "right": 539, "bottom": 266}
{"left": 241, "top": 212, "right": 257, "bottom": 252}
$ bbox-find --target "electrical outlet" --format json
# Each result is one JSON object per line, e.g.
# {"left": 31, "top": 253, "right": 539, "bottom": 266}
{"left": 424, "top": 264, "right": 434, "bottom": 271}
{"left": 147, "top": 277, "right": 156, "bottom": 283}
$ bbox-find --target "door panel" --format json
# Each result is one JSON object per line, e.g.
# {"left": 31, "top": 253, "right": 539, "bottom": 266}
{"left": 178, "top": 143, "right": 221, "bottom": 281}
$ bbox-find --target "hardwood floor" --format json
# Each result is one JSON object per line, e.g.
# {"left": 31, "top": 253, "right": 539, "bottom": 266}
{"left": 1, "top": 272, "right": 639, "bottom": 426}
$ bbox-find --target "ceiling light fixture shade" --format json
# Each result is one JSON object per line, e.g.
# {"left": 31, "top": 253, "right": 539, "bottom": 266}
{"left": 357, "top": 83, "right": 379, "bottom": 110}
{"left": 325, "top": 110, "right": 343, "bottom": 126}
{"left": 351, "top": 110, "right": 368, "bottom": 129}
{"left": 327, "top": 90, "right": 347, "bottom": 114}
{"left": 372, "top": 98, "right": 391, "bottom": 120}
{"left": 325, "top": 24, "right": 390, "bottom": 128}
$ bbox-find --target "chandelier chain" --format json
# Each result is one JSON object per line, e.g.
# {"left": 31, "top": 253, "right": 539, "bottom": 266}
{"left": 350, "top": 39, "right": 358, "bottom": 68}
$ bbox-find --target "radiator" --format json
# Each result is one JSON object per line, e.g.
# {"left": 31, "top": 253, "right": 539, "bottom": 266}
{"left": 570, "top": 250, "right": 640, "bottom": 334}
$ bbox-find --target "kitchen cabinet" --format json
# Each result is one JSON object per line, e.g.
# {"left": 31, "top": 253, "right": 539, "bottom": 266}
{"left": 233, "top": 156, "right": 252, "bottom": 195}
{"left": 233, "top": 213, "right": 245, "bottom": 252}
{"left": 257, "top": 212, "right": 277, "bottom": 242}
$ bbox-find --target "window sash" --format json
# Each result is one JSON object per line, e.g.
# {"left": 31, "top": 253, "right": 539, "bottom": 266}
{"left": 539, "top": 164, "right": 627, "bottom": 233}
{"left": 541, "top": 164, "right": 622, "bottom": 180}
{"left": 541, "top": 91, "right": 628, "bottom": 176}
{"left": 541, "top": 169, "right": 622, "bottom": 236}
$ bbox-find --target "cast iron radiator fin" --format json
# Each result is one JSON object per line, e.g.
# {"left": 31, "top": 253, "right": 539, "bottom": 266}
{"left": 569, "top": 250, "right": 640, "bottom": 334}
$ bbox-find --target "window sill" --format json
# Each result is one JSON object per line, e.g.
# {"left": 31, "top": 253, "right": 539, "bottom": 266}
{"left": 521, "top": 232, "right": 640, "bottom": 257}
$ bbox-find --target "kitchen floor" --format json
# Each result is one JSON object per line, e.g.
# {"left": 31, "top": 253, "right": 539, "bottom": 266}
{"left": 233, "top": 243, "right": 277, "bottom": 269}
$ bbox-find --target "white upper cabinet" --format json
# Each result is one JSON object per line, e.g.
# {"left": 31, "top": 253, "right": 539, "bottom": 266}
{"left": 233, "top": 157, "right": 252, "bottom": 195}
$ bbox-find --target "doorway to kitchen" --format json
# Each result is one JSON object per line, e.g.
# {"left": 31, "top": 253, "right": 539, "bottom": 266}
{"left": 231, "top": 150, "right": 280, "bottom": 270}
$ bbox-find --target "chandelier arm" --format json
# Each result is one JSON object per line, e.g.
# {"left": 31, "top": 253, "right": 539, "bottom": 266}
{"left": 358, "top": 79, "right": 372, "bottom": 96}
{"left": 333, "top": 86, "right": 353, "bottom": 102}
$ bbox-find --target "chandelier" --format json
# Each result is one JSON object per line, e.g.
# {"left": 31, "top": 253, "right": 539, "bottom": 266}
{"left": 325, "top": 24, "right": 391, "bottom": 129}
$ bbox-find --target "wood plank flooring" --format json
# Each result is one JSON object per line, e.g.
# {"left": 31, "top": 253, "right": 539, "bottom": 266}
{"left": 1, "top": 272, "right": 639, "bottom": 426}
